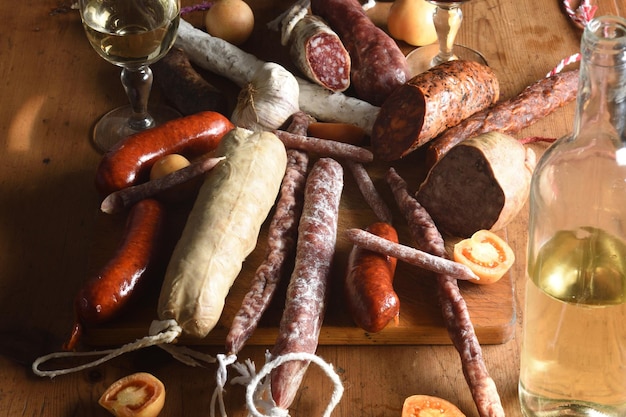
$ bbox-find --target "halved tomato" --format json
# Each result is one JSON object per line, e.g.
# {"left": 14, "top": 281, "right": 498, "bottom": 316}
{"left": 99, "top": 372, "right": 166, "bottom": 417}
{"left": 453, "top": 230, "right": 515, "bottom": 285}
{"left": 402, "top": 394, "right": 466, "bottom": 417}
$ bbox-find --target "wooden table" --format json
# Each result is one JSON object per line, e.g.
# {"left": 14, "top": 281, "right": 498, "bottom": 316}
{"left": 1, "top": 0, "right": 622, "bottom": 416}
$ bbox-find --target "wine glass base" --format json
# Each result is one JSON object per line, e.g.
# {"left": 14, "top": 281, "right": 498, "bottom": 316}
{"left": 92, "top": 104, "right": 181, "bottom": 153}
{"left": 406, "top": 43, "right": 488, "bottom": 77}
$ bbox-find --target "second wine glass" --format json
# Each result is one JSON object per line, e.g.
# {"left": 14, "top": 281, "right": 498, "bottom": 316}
{"left": 405, "top": 1, "right": 487, "bottom": 76}
{"left": 80, "top": 0, "right": 181, "bottom": 153}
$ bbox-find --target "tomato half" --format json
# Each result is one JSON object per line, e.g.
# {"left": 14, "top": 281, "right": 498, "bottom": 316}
{"left": 99, "top": 372, "right": 166, "bottom": 417}
{"left": 402, "top": 394, "right": 466, "bottom": 417}
{"left": 453, "top": 230, "right": 515, "bottom": 285}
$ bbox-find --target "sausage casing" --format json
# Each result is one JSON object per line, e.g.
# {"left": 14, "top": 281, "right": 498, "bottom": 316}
{"left": 345, "top": 222, "right": 399, "bottom": 333}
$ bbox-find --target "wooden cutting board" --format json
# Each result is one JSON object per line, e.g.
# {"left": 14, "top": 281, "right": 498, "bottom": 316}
{"left": 81, "top": 148, "right": 517, "bottom": 348}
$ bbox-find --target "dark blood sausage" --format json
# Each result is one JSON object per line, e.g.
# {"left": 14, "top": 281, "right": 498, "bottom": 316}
{"left": 64, "top": 198, "right": 166, "bottom": 350}
{"left": 426, "top": 69, "right": 580, "bottom": 165}
{"left": 152, "top": 47, "right": 229, "bottom": 116}
{"left": 371, "top": 60, "right": 500, "bottom": 161}
{"left": 289, "top": 14, "right": 351, "bottom": 93}
{"left": 345, "top": 222, "right": 399, "bottom": 333}
{"left": 225, "top": 113, "right": 312, "bottom": 356}
{"left": 270, "top": 158, "right": 343, "bottom": 411}
{"left": 386, "top": 168, "right": 505, "bottom": 417}
{"left": 95, "top": 111, "right": 234, "bottom": 195}
{"left": 310, "top": 0, "right": 410, "bottom": 106}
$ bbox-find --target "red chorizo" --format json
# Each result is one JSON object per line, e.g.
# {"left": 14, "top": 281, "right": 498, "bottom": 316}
{"left": 310, "top": 0, "right": 410, "bottom": 106}
{"left": 64, "top": 198, "right": 166, "bottom": 350}
{"left": 371, "top": 60, "right": 499, "bottom": 161}
{"left": 95, "top": 111, "right": 234, "bottom": 195}
{"left": 345, "top": 222, "right": 399, "bottom": 333}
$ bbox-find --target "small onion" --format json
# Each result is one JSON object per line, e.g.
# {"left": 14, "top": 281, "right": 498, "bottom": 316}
{"left": 231, "top": 62, "right": 300, "bottom": 131}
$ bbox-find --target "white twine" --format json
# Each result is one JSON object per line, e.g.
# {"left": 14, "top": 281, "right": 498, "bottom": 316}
{"left": 31, "top": 319, "right": 215, "bottom": 378}
{"left": 243, "top": 352, "right": 344, "bottom": 417}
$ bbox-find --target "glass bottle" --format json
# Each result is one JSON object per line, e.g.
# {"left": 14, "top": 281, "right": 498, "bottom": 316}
{"left": 519, "top": 15, "right": 626, "bottom": 417}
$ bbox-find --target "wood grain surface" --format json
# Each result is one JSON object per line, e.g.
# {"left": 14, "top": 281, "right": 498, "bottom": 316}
{"left": 1, "top": 1, "right": 623, "bottom": 417}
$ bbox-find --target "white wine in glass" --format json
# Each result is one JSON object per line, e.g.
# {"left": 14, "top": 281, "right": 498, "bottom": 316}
{"left": 406, "top": 0, "right": 487, "bottom": 76}
{"left": 80, "top": 0, "right": 181, "bottom": 152}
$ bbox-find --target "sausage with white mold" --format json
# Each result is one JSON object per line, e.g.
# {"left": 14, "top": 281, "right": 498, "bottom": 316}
{"left": 157, "top": 128, "right": 288, "bottom": 339}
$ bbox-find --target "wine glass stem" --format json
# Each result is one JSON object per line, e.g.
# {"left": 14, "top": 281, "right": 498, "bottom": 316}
{"left": 432, "top": 3, "right": 463, "bottom": 66}
{"left": 121, "top": 66, "right": 155, "bottom": 131}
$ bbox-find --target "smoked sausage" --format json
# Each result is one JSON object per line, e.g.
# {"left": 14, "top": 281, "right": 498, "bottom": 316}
{"left": 426, "top": 69, "right": 580, "bottom": 165}
{"left": 95, "top": 111, "right": 234, "bottom": 195}
{"left": 371, "top": 60, "right": 499, "bottom": 161}
{"left": 64, "top": 198, "right": 166, "bottom": 350}
{"left": 345, "top": 222, "right": 399, "bottom": 333}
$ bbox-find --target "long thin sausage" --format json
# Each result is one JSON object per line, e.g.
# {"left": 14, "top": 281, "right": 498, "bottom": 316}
{"left": 225, "top": 113, "right": 311, "bottom": 356}
{"left": 386, "top": 168, "right": 505, "bottom": 417}
{"left": 274, "top": 130, "right": 373, "bottom": 163}
{"left": 344, "top": 222, "right": 399, "bottom": 333}
{"left": 426, "top": 69, "right": 580, "bottom": 165}
{"left": 270, "top": 157, "right": 343, "bottom": 410}
{"left": 64, "top": 198, "right": 166, "bottom": 350}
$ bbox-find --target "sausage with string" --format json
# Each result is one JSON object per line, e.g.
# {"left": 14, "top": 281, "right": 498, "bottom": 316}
{"left": 270, "top": 157, "right": 343, "bottom": 411}
{"left": 225, "top": 113, "right": 311, "bottom": 356}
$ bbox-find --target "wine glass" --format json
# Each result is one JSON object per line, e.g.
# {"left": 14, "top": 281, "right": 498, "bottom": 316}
{"left": 79, "top": 0, "right": 181, "bottom": 153}
{"left": 405, "top": 1, "right": 487, "bottom": 76}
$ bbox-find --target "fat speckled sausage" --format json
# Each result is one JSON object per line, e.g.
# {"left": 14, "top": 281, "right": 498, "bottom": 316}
{"left": 371, "top": 60, "right": 499, "bottom": 161}
{"left": 95, "top": 111, "right": 234, "bottom": 195}
{"left": 310, "top": 0, "right": 410, "bottom": 105}
{"left": 345, "top": 222, "right": 399, "bottom": 333}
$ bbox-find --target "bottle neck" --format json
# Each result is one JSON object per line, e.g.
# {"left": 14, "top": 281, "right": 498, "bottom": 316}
{"left": 573, "top": 16, "right": 626, "bottom": 151}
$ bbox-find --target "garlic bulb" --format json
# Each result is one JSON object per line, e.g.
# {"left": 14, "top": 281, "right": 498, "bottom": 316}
{"left": 231, "top": 62, "right": 300, "bottom": 131}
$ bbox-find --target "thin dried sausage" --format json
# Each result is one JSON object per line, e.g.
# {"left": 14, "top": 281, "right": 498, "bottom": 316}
{"left": 426, "top": 69, "right": 579, "bottom": 165}
{"left": 386, "top": 168, "right": 505, "bottom": 417}
{"left": 270, "top": 157, "right": 343, "bottom": 410}
{"left": 310, "top": 0, "right": 410, "bottom": 105}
